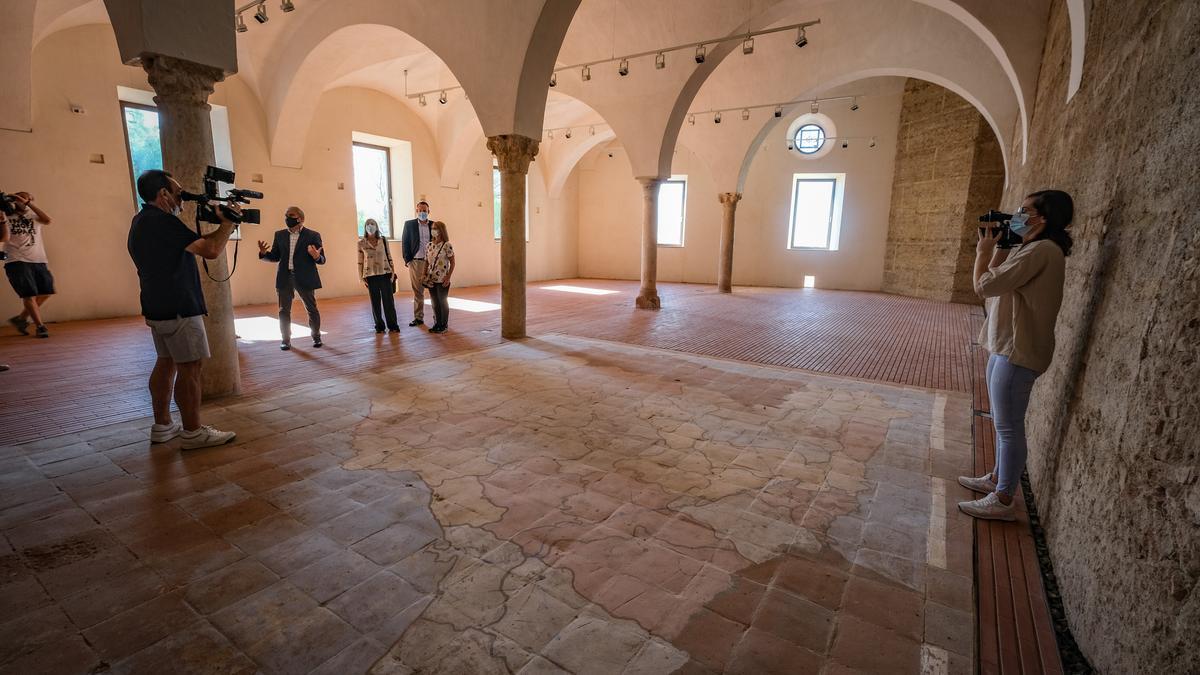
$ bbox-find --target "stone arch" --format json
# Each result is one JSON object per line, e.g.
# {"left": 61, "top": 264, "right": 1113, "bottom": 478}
{"left": 1066, "top": 0, "right": 1087, "bottom": 102}
{"left": 734, "top": 69, "right": 1009, "bottom": 193}
{"left": 545, "top": 128, "right": 618, "bottom": 198}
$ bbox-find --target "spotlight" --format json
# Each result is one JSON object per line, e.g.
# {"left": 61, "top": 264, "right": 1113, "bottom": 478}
{"left": 236, "top": 14, "right": 248, "bottom": 32}
{"left": 694, "top": 45, "right": 706, "bottom": 64}
{"left": 786, "top": 140, "right": 795, "bottom": 151}
{"left": 714, "top": 111, "right": 722, "bottom": 124}
{"left": 655, "top": 52, "right": 666, "bottom": 69}
{"left": 841, "top": 140, "right": 849, "bottom": 148}
{"left": 549, "top": 72, "right": 557, "bottom": 87}
{"left": 869, "top": 136, "right": 877, "bottom": 148}
{"left": 548, "top": 130, "right": 554, "bottom": 139}
{"left": 774, "top": 105, "right": 783, "bottom": 118}
{"left": 565, "top": 129, "right": 572, "bottom": 139}
{"left": 254, "top": 4, "right": 268, "bottom": 23}
{"left": 418, "top": 94, "right": 426, "bottom": 106}
{"left": 439, "top": 90, "right": 447, "bottom": 104}
{"left": 742, "top": 37, "right": 754, "bottom": 55}
{"left": 589, "top": 126, "right": 595, "bottom": 136}
{"left": 810, "top": 100, "right": 819, "bottom": 114}
{"left": 741, "top": 108, "right": 750, "bottom": 121}
{"left": 280, "top": 0, "right": 295, "bottom": 12}
{"left": 581, "top": 65, "right": 591, "bottom": 81}
{"left": 795, "top": 26, "right": 808, "bottom": 48}
{"left": 850, "top": 97, "right": 859, "bottom": 111}
{"left": 688, "top": 114, "right": 695, "bottom": 125}
{"left": 618, "top": 59, "right": 629, "bottom": 76}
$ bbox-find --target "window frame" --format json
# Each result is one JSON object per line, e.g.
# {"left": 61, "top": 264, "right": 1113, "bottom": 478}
{"left": 656, "top": 176, "right": 688, "bottom": 248}
{"left": 787, "top": 173, "right": 846, "bottom": 251}
{"left": 119, "top": 100, "right": 161, "bottom": 207}
{"left": 794, "top": 123, "right": 826, "bottom": 155}
{"left": 351, "top": 140, "right": 395, "bottom": 237}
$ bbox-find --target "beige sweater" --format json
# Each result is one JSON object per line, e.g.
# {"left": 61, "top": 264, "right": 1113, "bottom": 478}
{"left": 977, "top": 239, "right": 1065, "bottom": 373}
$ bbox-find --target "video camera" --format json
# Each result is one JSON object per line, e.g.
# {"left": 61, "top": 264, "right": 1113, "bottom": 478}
{"left": 181, "top": 166, "right": 262, "bottom": 226}
{"left": 0, "top": 192, "right": 22, "bottom": 217}
{"left": 978, "top": 210, "right": 1023, "bottom": 249}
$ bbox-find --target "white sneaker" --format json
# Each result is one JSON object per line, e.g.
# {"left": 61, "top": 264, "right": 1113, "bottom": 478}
{"left": 150, "top": 420, "right": 181, "bottom": 443}
{"left": 957, "top": 473, "right": 997, "bottom": 494}
{"left": 957, "top": 492, "right": 1016, "bottom": 521}
{"left": 179, "top": 425, "right": 237, "bottom": 450}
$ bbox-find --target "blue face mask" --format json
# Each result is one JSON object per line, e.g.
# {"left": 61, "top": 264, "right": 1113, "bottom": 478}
{"left": 417, "top": 211, "right": 429, "bottom": 222}
{"left": 1009, "top": 211, "right": 1032, "bottom": 237}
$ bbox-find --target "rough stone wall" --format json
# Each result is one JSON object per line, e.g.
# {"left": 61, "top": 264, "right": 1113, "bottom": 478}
{"left": 1003, "top": 2, "right": 1200, "bottom": 673}
{"left": 881, "top": 80, "right": 1004, "bottom": 304}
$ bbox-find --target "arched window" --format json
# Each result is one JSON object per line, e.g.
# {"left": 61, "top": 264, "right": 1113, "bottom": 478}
{"left": 794, "top": 124, "right": 826, "bottom": 154}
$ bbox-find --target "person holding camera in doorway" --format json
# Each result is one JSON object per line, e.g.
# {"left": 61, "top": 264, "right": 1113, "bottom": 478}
{"left": 401, "top": 201, "right": 433, "bottom": 327}
{"left": 358, "top": 218, "right": 400, "bottom": 333}
{"left": 958, "top": 190, "right": 1073, "bottom": 521}
{"left": 3, "top": 192, "right": 56, "bottom": 338}
{"left": 127, "top": 170, "right": 239, "bottom": 450}
{"left": 259, "top": 206, "right": 325, "bottom": 350}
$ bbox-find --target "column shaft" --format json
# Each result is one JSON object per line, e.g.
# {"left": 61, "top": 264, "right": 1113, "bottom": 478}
{"left": 143, "top": 55, "right": 240, "bottom": 397}
{"left": 636, "top": 177, "right": 664, "bottom": 309}
{"left": 486, "top": 135, "right": 539, "bottom": 339}
{"left": 717, "top": 192, "right": 742, "bottom": 293}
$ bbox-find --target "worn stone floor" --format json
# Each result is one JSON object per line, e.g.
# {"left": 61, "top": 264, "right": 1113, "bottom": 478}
{"left": 0, "top": 334, "right": 977, "bottom": 674}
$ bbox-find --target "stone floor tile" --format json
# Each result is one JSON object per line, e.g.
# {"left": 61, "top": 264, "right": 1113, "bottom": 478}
{"left": 243, "top": 607, "right": 361, "bottom": 674}
{"left": 310, "top": 635, "right": 391, "bottom": 675}
{"left": 223, "top": 512, "right": 310, "bottom": 554}
{"left": 752, "top": 587, "right": 835, "bottom": 655}
{"left": 706, "top": 574, "right": 766, "bottom": 626}
{"left": 828, "top": 614, "right": 921, "bottom": 674}
{"left": 7, "top": 508, "right": 99, "bottom": 550}
{"left": 540, "top": 614, "right": 648, "bottom": 675}
{"left": 82, "top": 591, "right": 201, "bottom": 661}
{"left": 209, "top": 580, "right": 319, "bottom": 648}
{"left": 670, "top": 607, "right": 748, "bottom": 672}
{"left": 774, "top": 554, "right": 850, "bottom": 611}
{"left": 0, "top": 603, "right": 76, "bottom": 665}
{"left": 109, "top": 621, "right": 256, "bottom": 675}
{"left": 351, "top": 522, "right": 438, "bottom": 566}
{"left": 185, "top": 558, "right": 280, "bottom": 615}
{"left": 255, "top": 530, "right": 344, "bottom": 576}
{"left": 310, "top": 466, "right": 370, "bottom": 491}
{"left": 493, "top": 582, "right": 582, "bottom": 653}
{"left": 57, "top": 564, "right": 168, "bottom": 628}
{"left": 147, "top": 537, "right": 247, "bottom": 586}
{"left": 27, "top": 441, "right": 97, "bottom": 467}
{"left": 261, "top": 477, "right": 335, "bottom": 510}
{"left": 923, "top": 600, "right": 974, "bottom": 658}
{"left": 199, "top": 496, "right": 280, "bottom": 534}
{"left": 288, "top": 491, "right": 363, "bottom": 526}
{"left": 0, "top": 480, "right": 61, "bottom": 513}
{"left": 289, "top": 548, "right": 381, "bottom": 603}
{"left": 725, "top": 627, "right": 825, "bottom": 675}
{"left": 2, "top": 633, "right": 100, "bottom": 675}
{"left": 841, "top": 573, "right": 925, "bottom": 642}
{"left": 925, "top": 565, "right": 973, "bottom": 614}
{"left": 0, "top": 492, "right": 76, "bottom": 531}
{"left": 326, "top": 570, "right": 426, "bottom": 633}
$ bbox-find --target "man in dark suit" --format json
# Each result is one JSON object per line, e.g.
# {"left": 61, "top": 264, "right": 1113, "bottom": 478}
{"left": 258, "top": 206, "right": 326, "bottom": 350}
{"left": 400, "top": 200, "right": 432, "bottom": 326}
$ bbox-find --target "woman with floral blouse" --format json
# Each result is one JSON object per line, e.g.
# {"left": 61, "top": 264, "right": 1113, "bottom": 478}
{"left": 422, "top": 220, "right": 455, "bottom": 333}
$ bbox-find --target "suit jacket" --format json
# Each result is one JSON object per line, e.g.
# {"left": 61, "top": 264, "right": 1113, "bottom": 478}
{"left": 260, "top": 227, "right": 326, "bottom": 290}
{"left": 401, "top": 218, "right": 432, "bottom": 264}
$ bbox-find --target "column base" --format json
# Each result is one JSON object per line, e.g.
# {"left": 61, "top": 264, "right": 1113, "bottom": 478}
{"left": 635, "top": 293, "right": 661, "bottom": 309}
{"left": 501, "top": 329, "right": 527, "bottom": 340}
{"left": 717, "top": 284, "right": 732, "bottom": 294}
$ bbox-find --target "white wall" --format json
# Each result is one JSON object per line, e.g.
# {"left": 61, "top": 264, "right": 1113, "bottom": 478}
{"left": 575, "top": 86, "right": 904, "bottom": 290}
{"left": 0, "top": 25, "right": 578, "bottom": 323}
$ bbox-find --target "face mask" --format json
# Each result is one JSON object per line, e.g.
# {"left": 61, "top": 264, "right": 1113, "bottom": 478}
{"left": 285, "top": 216, "right": 301, "bottom": 227}
{"left": 1009, "top": 211, "right": 1031, "bottom": 237}
{"left": 417, "top": 211, "right": 429, "bottom": 222}
{"left": 365, "top": 224, "right": 378, "bottom": 235}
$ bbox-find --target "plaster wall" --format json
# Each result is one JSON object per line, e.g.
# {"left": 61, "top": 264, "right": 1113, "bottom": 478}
{"left": 577, "top": 89, "right": 903, "bottom": 291}
{"left": 1002, "top": 2, "right": 1199, "bottom": 672}
{"left": 0, "top": 25, "right": 578, "bottom": 323}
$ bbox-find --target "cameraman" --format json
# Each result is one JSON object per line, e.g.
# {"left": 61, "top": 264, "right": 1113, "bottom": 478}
{"left": 958, "top": 190, "right": 1074, "bottom": 521}
{"left": 127, "top": 170, "right": 239, "bottom": 450}
{"left": 3, "top": 192, "right": 55, "bottom": 338}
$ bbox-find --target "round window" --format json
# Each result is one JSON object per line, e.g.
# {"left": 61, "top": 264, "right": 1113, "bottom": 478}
{"left": 794, "top": 124, "right": 826, "bottom": 154}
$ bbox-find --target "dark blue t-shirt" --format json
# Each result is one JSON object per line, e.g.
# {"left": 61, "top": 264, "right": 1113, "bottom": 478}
{"left": 127, "top": 205, "right": 206, "bottom": 320}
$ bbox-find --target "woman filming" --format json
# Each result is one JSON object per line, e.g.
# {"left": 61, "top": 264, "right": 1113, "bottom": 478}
{"left": 357, "top": 218, "right": 401, "bottom": 334}
{"left": 958, "top": 190, "right": 1073, "bottom": 521}
{"left": 422, "top": 220, "right": 455, "bottom": 333}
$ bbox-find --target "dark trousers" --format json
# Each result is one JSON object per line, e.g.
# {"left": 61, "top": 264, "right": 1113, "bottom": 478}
{"left": 366, "top": 274, "right": 400, "bottom": 331}
{"left": 278, "top": 272, "right": 320, "bottom": 342}
{"left": 429, "top": 282, "right": 450, "bottom": 329}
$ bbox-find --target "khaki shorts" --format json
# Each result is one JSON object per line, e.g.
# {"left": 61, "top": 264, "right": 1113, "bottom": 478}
{"left": 147, "top": 315, "right": 210, "bottom": 363}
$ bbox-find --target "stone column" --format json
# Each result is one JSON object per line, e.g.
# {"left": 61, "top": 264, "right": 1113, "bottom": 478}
{"left": 143, "top": 54, "right": 240, "bottom": 397}
{"left": 636, "top": 177, "right": 665, "bottom": 309}
{"left": 717, "top": 192, "right": 742, "bottom": 293}
{"left": 486, "top": 135, "right": 539, "bottom": 339}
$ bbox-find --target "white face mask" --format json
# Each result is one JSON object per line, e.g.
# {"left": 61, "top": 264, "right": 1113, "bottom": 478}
{"left": 365, "top": 224, "right": 378, "bottom": 235}
{"left": 417, "top": 211, "right": 429, "bottom": 222}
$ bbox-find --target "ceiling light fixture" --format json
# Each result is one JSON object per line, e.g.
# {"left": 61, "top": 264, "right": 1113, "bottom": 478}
{"left": 254, "top": 4, "right": 268, "bottom": 23}
{"left": 714, "top": 111, "right": 722, "bottom": 124}
{"left": 280, "top": 0, "right": 295, "bottom": 12}
{"left": 811, "top": 100, "right": 819, "bottom": 114}
{"left": 655, "top": 52, "right": 666, "bottom": 69}
{"left": 688, "top": 114, "right": 695, "bottom": 125}
{"left": 741, "top": 108, "right": 750, "bottom": 121}
{"left": 418, "top": 94, "right": 426, "bottom": 106}
{"left": 589, "top": 126, "right": 596, "bottom": 135}
{"left": 869, "top": 136, "right": 877, "bottom": 148}
{"left": 548, "top": 130, "right": 554, "bottom": 139}
{"left": 850, "top": 97, "right": 859, "bottom": 111}
{"left": 742, "top": 37, "right": 754, "bottom": 55}
{"left": 581, "top": 65, "right": 591, "bottom": 81}
{"left": 774, "top": 105, "right": 783, "bottom": 118}
{"left": 618, "top": 59, "right": 629, "bottom": 76}
{"left": 794, "top": 26, "right": 808, "bottom": 48}
{"left": 694, "top": 45, "right": 706, "bottom": 63}
{"left": 565, "top": 129, "right": 572, "bottom": 139}
{"left": 549, "top": 72, "right": 557, "bottom": 87}
{"left": 236, "top": 14, "right": 248, "bottom": 32}
{"left": 841, "top": 140, "right": 849, "bottom": 148}
{"left": 439, "top": 90, "right": 447, "bottom": 104}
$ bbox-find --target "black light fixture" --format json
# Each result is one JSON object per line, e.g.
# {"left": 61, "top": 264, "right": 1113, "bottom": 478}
{"left": 774, "top": 105, "right": 783, "bottom": 118}
{"left": 581, "top": 65, "right": 591, "bottom": 81}
{"left": 850, "top": 97, "right": 859, "bottom": 111}
{"left": 742, "top": 37, "right": 754, "bottom": 55}
{"left": 688, "top": 114, "right": 695, "bottom": 125}
{"left": 795, "top": 26, "right": 808, "bottom": 48}
{"left": 280, "top": 0, "right": 295, "bottom": 12}
{"left": 741, "top": 108, "right": 750, "bottom": 121}
{"left": 565, "top": 129, "right": 572, "bottom": 139}
{"left": 549, "top": 72, "right": 557, "bottom": 87}
{"left": 869, "top": 136, "right": 877, "bottom": 148}
{"left": 618, "top": 59, "right": 629, "bottom": 76}
{"left": 841, "top": 140, "right": 849, "bottom": 148}
{"left": 254, "top": 4, "right": 268, "bottom": 23}
{"left": 655, "top": 52, "right": 666, "bottom": 69}
{"left": 694, "top": 45, "right": 706, "bottom": 63}
{"left": 589, "top": 126, "right": 596, "bottom": 136}
{"left": 438, "top": 90, "right": 447, "bottom": 104}
{"left": 810, "top": 100, "right": 819, "bottom": 114}
{"left": 714, "top": 111, "right": 722, "bottom": 124}
{"left": 418, "top": 94, "right": 426, "bottom": 106}
{"left": 236, "top": 14, "right": 248, "bottom": 32}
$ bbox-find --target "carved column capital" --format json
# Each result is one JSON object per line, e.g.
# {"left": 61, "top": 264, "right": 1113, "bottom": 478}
{"left": 719, "top": 192, "right": 743, "bottom": 206}
{"left": 637, "top": 176, "right": 666, "bottom": 193}
{"left": 488, "top": 135, "right": 540, "bottom": 174}
{"left": 142, "top": 54, "right": 224, "bottom": 109}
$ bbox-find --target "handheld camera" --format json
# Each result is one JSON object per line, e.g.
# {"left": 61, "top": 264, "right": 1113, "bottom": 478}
{"left": 978, "top": 210, "right": 1023, "bottom": 249}
{"left": 181, "top": 166, "right": 262, "bottom": 225}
